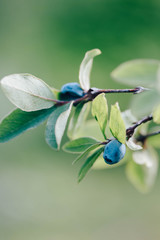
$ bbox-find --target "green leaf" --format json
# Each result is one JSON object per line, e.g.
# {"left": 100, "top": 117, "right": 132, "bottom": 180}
{"left": 109, "top": 102, "right": 126, "bottom": 143}
{"left": 63, "top": 137, "right": 100, "bottom": 153}
{"left": 79, "top": 49, "right": 101, "bottom": 91}
{"left": 67, "top": 102, "right": 90, "bottom": 139}
{"left": 153, "top": 104, "right": 160, "bottom": 124}
{"left": 1, "top": 74, "right": 55, "bottom": 111}
{"left": 0, "top": 106, "right": 56, "bottom": 142}
{"left": 130, "top": 89, "right": 160, "bottom": 118}
{"left": 126, "top": 148, "right": 158, "bottom": 193}
{"left": 72, "top": 143, "right": 102, "bottom": 165}
{"left": 111, "top": 59, "right": 160, "bottom": 87}
{"left": 92, "top": 93, "right": 108, "bottom": 139}
{"left": 45, "top": 102, "right": 73, "bottom": 150}
{"left": 78, "top": 147, "right": 104, "bottom": 183}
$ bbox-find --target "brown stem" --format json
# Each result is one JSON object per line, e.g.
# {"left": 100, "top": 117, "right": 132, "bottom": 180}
{"left": 52, "top": 86, "right": 147, "bottom": 107}
{"left": 136, "top": 130, "right": 160, "bottom": 144}
{"left": 126, "top": 115, "right": 153, "bottom": 140}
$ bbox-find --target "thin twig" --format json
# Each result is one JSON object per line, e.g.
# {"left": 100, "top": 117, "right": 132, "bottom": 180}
{"left": 97, "top": 86, "right": 147, "bottom": 95}
{"left": 51, "top": 86, "right": 148, "bottom": 107}
{"left": 136, "top": 130, "right": 160, "bottom": 143}
{"left": 126, "top": 115, "right": 153, "bottom": 139}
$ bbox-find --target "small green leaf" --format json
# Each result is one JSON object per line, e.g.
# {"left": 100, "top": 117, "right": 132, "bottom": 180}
{"left": 67, "top": 102, "right": 90, "bottom": 139}
{"left": 72, "top": 143, "right": 102, "bottom": 165}
{"left": 1, "top": 74, "right": 55, "bottom": 111}
{"left": 153, "top": 104, "right": 160, "bottom": 124}
{"left": 126, "top": 148, "right": 158, "bottom": 193}
{"left": 79, "top": 49, "right": 101, "bottom": 91}
{"left": 111, "top": 59, "right": 160, "bottom": 87}
{"left": 0, "top": 106, "right": 56, "bottom": 142}
{"left": 45, "top": 102, "right": 73, "bottom": 150}
{"left": 92, "top": 93, "right": 108, "bottom": 139}
{"left": 109, "top": 102, "right": 126, "bottom": 143}
{"left": 78, "top": 147, "right": 104, "bottom": 183}
{"left": 63, "top": 137, "right": 100, "bottom": 153}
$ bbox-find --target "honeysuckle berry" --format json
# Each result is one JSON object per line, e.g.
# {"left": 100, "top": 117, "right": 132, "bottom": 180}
{"left": 60, "top": 82, "right": 85, "bottom": 100}
{"left": 103, "top": 139, "right": 126, "bottom": 165}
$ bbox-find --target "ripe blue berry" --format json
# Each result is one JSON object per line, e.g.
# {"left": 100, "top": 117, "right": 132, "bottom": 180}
{"left": 60, "top": 82, "right": 85, "bottom": 100}
{"left": 103, "top": 139, "right": 126, "bottom": 165}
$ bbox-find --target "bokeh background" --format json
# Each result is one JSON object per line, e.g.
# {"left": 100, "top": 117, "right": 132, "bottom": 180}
{"left": 0, "top": 0, "right": 160, "bottom": 239}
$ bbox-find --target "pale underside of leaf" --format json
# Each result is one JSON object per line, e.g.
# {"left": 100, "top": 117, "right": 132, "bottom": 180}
{"left": 67, "top": 102, "right": 90, "bottom": 139}
{"left": 126, "top": 137, "right": 142, "bottom": 151}
{"left": 45, "top": 102, "right": 73, "bottom": 150}
{"left": 79, "top": 49, "right": 101, "bottom": 91}
{"left": 1, "top": 74, "right": 55, "bottom": 111}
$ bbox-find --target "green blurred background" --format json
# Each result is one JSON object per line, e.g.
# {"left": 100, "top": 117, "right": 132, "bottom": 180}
{"left": 0, "top": 0, "right": 160, "bottom": 239}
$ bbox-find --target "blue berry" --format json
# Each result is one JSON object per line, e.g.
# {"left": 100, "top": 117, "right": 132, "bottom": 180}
{"left": 103, "top": 139, "right": 126, "bottom": 165}
{"left": 60, "top": 82, "right": 85, "bottom": 100}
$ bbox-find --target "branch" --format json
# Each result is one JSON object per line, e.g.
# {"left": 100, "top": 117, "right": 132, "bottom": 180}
{"left": 126, "top": 115, "right": 153, "bottom": 139}
{"left": 136, "top": 130, "right": 160, "bottom": 143}
{"left": 96, "top": 86, "right": 147, "bottom": 95}
{"left": 53, "top": 86, "right": 148, "bottom": 107}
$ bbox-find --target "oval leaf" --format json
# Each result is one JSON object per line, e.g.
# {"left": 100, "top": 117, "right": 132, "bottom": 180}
{"left": 91, "top": 93, "right": 108, "bottom": 139}
{"left": 72, "top": 143, "right": 101, "bottom": 165}
{"left": 111, "top": 59, "right": 160, "bottom": 87}
{"left": 1, "top": 74, "right": 55, "bottom": 111}
{"left": 67, "top": 102, "right": 90, "bottom": 139}
{"left": 63, "top": 137, "right": 99, "bottom": 153}
{"left": 109, "top": 102, "right": 126, "bottom": 143}
{"left": 0, "top": 106, "right": 56, "bottom": 142}
{"left": 79, "top": 49, "right": 101, "bottom": 91}
{"left": 45, "top": 102, "right": 73, "bottom": 150}
{"left": 130, "top": 89, "right": 160, "bottom": 118}
{"left": 126, "top": 148, "right": 158, "bottom": 193}
{"left": 78, "top": 147, "right": 104, "bottom": 183}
